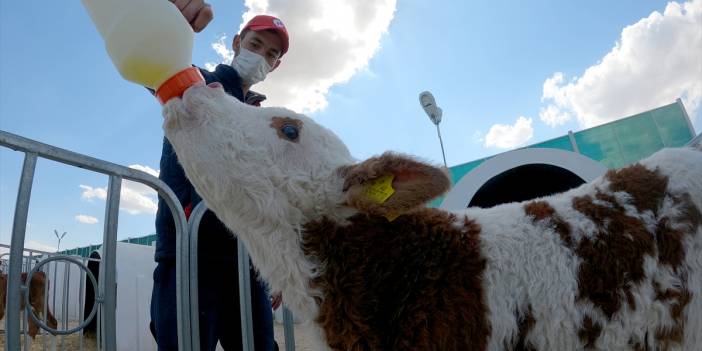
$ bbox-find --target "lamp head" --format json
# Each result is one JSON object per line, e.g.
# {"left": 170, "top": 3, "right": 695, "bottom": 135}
{"left": 419, "top": 91, "right": 442, "bottom": 125}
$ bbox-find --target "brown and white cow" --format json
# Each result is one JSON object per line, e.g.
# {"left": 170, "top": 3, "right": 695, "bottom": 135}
{"left": 162, "top": 83, "right": 702, "bottom": 350}
{"left": 0, "top": 271, "right": 59, "bottom": 338}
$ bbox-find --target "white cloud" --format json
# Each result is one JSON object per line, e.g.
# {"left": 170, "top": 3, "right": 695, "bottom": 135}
{"left": 125, "top": 164, "right": 161, "bottom": 196}
{"left": 485, "top": 116, "right": 534, "bottom": 149}
{"left": 204, "top": 35, "right": 236, "bottom": 71}
{"left": 205, "top": 0, "right": 397, "bottom": 113}
{"left": 214, "top": 35, "right": 236, "bottom": 63}
{"left": 75, "top": 214, "right": 99, "bottom": 224}
{"left": 128, "top": 164, "right": 159, "bottom": 177}
{"left": 79, "top": 184, "right": 106, "bottom": 200}
{"left": 79, "top": 164, "right": 159, "bottom": 215}
{"left": 539, "top": 104, "right": 571, "bottom": 127}
{"left": 119, "top": 186, "right": 159, "bottom": 215}
{"left": 540, "top": 0, "right": 702, "bottom": 128}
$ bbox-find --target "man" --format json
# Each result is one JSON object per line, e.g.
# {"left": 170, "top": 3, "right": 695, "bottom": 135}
{"left": 150, "top": 2, "right": 287, "bottom": 350}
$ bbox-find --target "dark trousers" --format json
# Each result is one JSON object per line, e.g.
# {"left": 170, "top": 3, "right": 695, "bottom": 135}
{"left": 150, "top": 259, "right": 275, "bottom": 350}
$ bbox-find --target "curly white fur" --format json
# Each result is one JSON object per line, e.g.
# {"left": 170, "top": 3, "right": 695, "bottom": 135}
{"left": 163, "top": 85, "right": 702, "bottom": 350}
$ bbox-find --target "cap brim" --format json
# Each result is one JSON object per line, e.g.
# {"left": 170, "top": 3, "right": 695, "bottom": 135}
{"left": 246, "top": 25, "right": 289, "bottom": 55}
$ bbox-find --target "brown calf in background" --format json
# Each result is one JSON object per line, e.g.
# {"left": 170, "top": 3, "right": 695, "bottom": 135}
{"left": 0, "top": 271, "right": 58, "bottom": 338}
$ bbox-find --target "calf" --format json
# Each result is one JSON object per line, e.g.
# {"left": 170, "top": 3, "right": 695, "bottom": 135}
{"left": 0, "top": 271, "right": 59, "bottom": 338}
{"left": 162, "top": 84, "right": 702, "bottom": 350}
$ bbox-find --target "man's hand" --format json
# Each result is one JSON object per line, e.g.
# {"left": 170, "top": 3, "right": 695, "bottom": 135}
{"left": 271, "top": 292, "right": 283, "bottom": 311}
{"left": 170, "top": 0, "right": 213, "bottom": 33}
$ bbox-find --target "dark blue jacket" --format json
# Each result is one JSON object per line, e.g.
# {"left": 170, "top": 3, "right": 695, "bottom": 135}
{"left": 154, "top": 64, "right": 265, "bottom": 262}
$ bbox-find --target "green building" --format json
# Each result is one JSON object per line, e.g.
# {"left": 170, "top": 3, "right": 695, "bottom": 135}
{"left": 61, "top": 234, "right": 157, "bottom": 257}
{"left": 438, "top": 99, "right": 697, "bottom": 209}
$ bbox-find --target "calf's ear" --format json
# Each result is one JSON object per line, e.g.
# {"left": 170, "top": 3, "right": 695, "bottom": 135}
{"left": 340, "top": 152, "right": 450, "bottom": 218}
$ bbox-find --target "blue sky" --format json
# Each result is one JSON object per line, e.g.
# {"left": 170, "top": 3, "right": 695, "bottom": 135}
{"left": 1, "top": 0, "right": 700, "bottom": 252}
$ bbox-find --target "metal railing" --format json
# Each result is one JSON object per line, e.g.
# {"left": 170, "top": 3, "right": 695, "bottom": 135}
{"left": 188, "top": 202, "right": 297, "bottom": 351}
{"left": 0, "top": 129, "right": 191, "bottom": 351}
{"left": 2, "top": 129, "right": 298, "bottom": 350}
{"left": 1, "top": 246, "right": 104, "bottom": 351}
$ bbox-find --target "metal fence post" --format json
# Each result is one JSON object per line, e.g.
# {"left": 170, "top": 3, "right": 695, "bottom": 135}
{"left": 283, "top": 307, "right": 296, "bottom": 351}
{"left": 238, "top": 240, "right": 255, "bottom": 351}
{"left": 187, "top": 202, "right": 208, "bottom": 350}
{"left": 99, "top": 175, "right": 121, "bottom": 351}
{"left": 5, "top": 152, "right": 37, "bottom": 351}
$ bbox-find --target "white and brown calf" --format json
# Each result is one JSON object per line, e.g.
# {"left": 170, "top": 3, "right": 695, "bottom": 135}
{"left": 163, "top": 83, "right": 702, "bottom": 350}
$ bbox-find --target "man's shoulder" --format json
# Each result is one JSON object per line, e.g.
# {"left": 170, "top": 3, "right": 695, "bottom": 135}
{"left": 196, "top": 64, "right": 245, "bottom": 100}
{"left": 197, "top": 64, "right": 237, "bottom": 83}
{"left": 196, "top": 65, "right": 216, "bottom": 82}
{"left": 196, "top": 65, "right": 267, "bottom": 106}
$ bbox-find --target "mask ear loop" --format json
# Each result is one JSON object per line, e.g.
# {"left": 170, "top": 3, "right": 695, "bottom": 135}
{"left": 231, "top": 42, "right": 241, "bottom": 66}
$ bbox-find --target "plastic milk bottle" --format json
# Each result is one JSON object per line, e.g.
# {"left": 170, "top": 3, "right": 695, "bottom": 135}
{"left": 81, "top": 0, "right": 205, "bottom": 104}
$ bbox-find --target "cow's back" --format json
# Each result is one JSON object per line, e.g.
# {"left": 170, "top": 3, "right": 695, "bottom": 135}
{"left": 467, "top": 147, "right": 702, "bottom": 350}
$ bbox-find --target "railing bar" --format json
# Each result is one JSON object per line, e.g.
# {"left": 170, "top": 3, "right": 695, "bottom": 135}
{"left": 238, "top": 241, "right": 254, "bottom": 351}
{"left": 22, "top": 255, "right": 30, "bottom": 349}
{"left": 23, "top": 298, "right": 30, "bottom": 350}
{"left": 0, "top": 130, "right": 178, "bottom": 206}
{"left": 5, "top": 152, "right": 37, "bottom": 351}
{"left": 1, "top": 130, "right": 156, "bottom": 184}
{"left": 52, "top": 254, "right": 59, "bottom": 326}
{"left": 79, "top": 258, "right": 86, "bottom": 351}
{"left": 97, "top": 304, "right": 103, "bottom": 351}
{"left": 61, "top": 261, "right": 69, "bottom": 349}
{"left": 1, "top": 131, "right": 189, "bottom": 350}
{"left": 283, "top": 307, "right": 296, "bottom": 351}
{"left": 188, "top": 203, "right": 208, "bottom": 349}
{"left": 176, "top": 199, "right": 192, "bottom": 350}
{"left": 100, "top": 175, "right": 120, "bottom": 351}
{"left": 42, "top": 264, "right": 49, "bottom": 351}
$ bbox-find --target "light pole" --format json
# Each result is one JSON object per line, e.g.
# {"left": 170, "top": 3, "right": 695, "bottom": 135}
{"left": 419, "top": 91, "right": 447, "bottom": 168}
{"left": 54, "top": 229, "right": 67, "bottom": 252}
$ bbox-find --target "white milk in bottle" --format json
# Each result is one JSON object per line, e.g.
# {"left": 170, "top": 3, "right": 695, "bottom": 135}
{"left": 81, "top": 0, "right": 204, "bottom": 103}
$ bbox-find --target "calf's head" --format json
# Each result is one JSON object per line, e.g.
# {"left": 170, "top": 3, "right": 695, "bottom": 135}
{"left": 163, "top": 84, "right": 450, "bottom": 318}
{"left": 163, "top": 84, "right": 450, "bottom": 232}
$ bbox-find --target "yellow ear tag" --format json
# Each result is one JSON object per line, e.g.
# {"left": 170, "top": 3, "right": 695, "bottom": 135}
{"left": 363, "top": 174, "right": 400, "bottom": 222}
{"left": 364, "top": 174, "right": 395, "bottom": 204}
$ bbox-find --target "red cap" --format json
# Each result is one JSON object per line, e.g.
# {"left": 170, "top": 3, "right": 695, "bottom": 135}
{"left": 242, "top": 15, "right": 289, "bottom": 56}
{"left": 155, "top": 67, "right": 205, "bottom": 105}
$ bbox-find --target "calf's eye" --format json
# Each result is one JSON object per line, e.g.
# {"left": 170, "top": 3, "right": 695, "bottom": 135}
{"left": 270, "top": 116, "right": 303, "bottom": 142}
{"left": 281, "top": 123, "right": 299, "bottom": 141}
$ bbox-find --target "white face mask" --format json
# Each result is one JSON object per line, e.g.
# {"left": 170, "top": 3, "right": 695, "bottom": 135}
{"left": 231, "top": 47, "right": 273, "bottom": 86}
